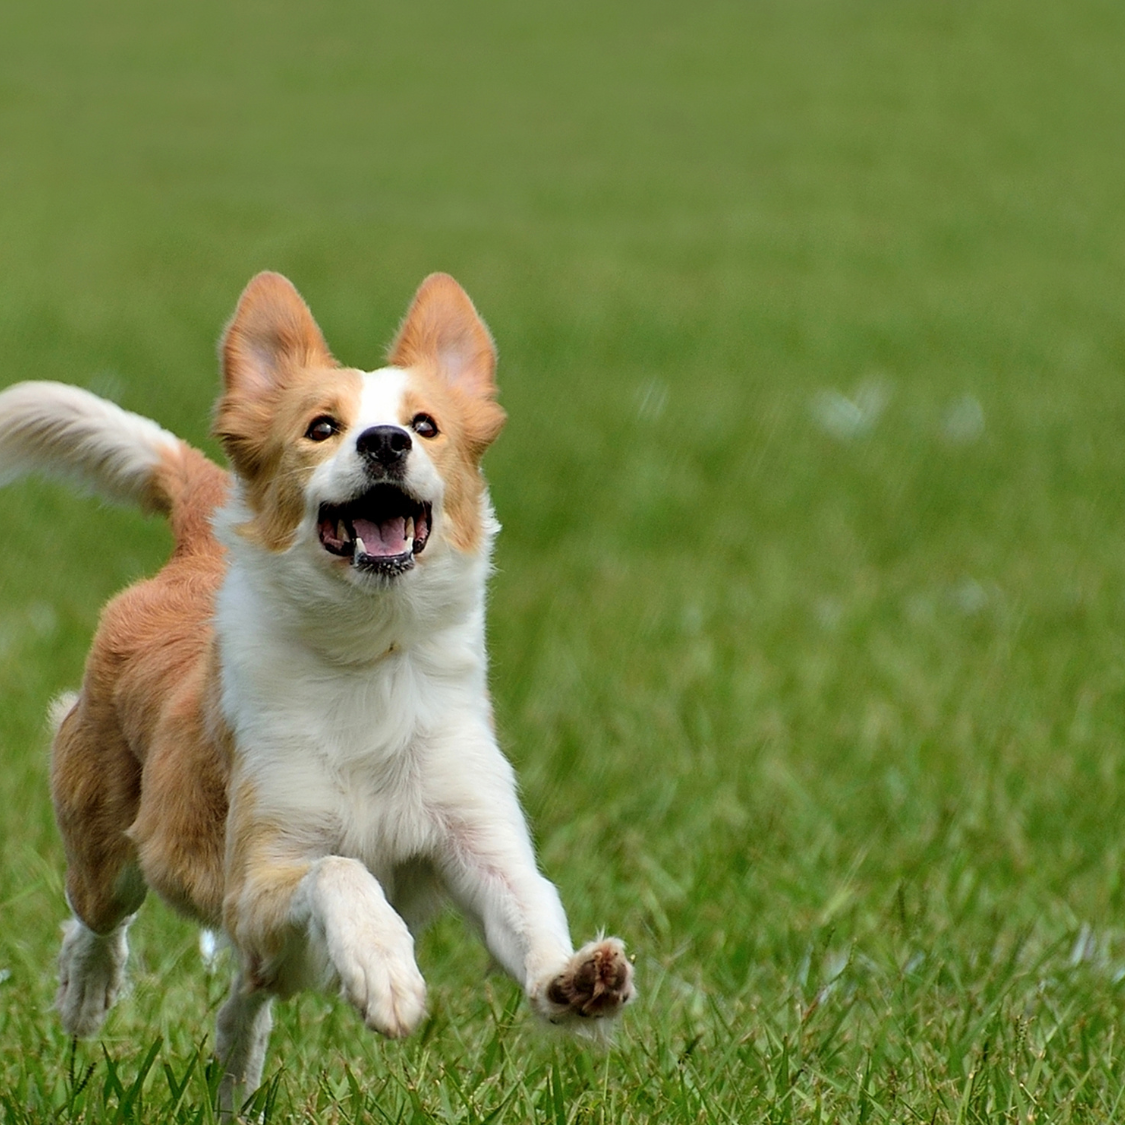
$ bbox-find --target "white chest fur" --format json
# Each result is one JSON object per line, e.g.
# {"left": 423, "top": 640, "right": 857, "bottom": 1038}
{"left": 214, "top": 554, "right": 495, "bottom": 886}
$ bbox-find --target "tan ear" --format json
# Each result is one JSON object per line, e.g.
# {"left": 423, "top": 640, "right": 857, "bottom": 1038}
{"left": 221, "top": 272, "right": 334, "bottom": 397}
{"left": 387, "top": 273, "right": 497, "bottom": 398}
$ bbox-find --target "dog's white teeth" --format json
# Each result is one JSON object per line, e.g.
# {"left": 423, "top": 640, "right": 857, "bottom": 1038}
{"left": 338, "top": 520, "right": 348, "bottom": 544}
{"left": 404, "top": 517, "right": 415, "bottom": 549}
{"left": 354, "top": 535, "right": 367, "bottom": 558}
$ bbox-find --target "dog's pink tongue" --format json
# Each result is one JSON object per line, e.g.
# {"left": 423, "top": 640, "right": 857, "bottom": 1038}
{"left": 353, "top": 516, "right": 408, "bottom": 557}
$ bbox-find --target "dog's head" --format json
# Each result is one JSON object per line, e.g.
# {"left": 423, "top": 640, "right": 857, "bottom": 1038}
{"left": 213, "top": 272, "right": 505, "bottom": 586}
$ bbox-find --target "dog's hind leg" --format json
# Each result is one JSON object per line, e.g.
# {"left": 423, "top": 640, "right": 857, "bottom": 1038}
{"left": 50, "top": 696, "right": 147, "bottom": 1038}
{"left": 56, "top": 914, "right": 137, "bottom": 1038}
{"left": 215, "top": 972, "right": 274, "bottom": 1117}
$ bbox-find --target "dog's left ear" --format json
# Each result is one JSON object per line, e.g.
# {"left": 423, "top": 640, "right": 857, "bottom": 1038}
{"left": 388, "top": 274, "right": 498, "bottom": 401}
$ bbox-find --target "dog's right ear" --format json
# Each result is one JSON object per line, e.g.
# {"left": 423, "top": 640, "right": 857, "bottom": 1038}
{"left": 220, "top": 272, "right": 334, "bottom": 399}
{"left": 215, "top": 273, "right": 335, "bottom": 478}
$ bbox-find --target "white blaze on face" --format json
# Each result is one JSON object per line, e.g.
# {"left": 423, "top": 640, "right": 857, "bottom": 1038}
{"left": 309, "top": 369, "right": 403, "bottom": 507}
{"left": 308, "top": 367, "right": 445, "bottom": 566}
{"left": 357, "top": 368, "right": 411, "bottom": 430}
{"left": 359, "top": 367, "right": 444, "bottom": 504}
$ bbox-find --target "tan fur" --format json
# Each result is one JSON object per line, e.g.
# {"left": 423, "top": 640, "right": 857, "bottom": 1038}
{"left": 389, "top": 274, "right": 506, "bottom": 553}
{"left": 222, "top": 366, "right": 364, "bottom": 553}
{"left": 221, "top": 776, "right": 314, "bottom": 989}
{"left": 51, "top": 443, "right": 230, "bottom": 933}
{"left": 399, "top": 374, "right": 497, "bottom": 554}
{"left": 215, "top": 273, "right": 363, "bottom": 553}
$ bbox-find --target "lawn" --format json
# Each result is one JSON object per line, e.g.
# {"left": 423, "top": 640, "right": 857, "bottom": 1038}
{"left": 2, "top": 0, "right": 1125, "bottom": 1120}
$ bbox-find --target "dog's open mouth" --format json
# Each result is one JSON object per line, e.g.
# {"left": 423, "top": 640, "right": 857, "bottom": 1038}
{"left": 317, "top": 485, "right": 432, "bottom": 576}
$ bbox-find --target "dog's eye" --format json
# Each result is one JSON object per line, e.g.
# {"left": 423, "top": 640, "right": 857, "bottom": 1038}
{"left": 305, "top": 416, "right": 340, "bottom": 442}
{"left": 411, "top": 413, "right": 439, "bottom": 439}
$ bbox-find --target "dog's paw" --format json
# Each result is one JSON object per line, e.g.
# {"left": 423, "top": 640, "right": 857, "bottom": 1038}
{"left": 535, "top": 937, "right": 636, "bottom": 1024}
{"left": 56, "top": 918, "right": 129, "bottom": 1038}
{"left": 308, "top": 859, "right": 428, "bottom": 1038}
{"left": 332, "top": 927, "right": 428, "bottom": 1038}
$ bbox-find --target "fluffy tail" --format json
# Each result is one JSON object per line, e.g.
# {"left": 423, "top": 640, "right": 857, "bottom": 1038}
{"left": 0, "top": 381, "right": 187, "bottom": 512}
{"left": 0, "top": 382, "right": 227, "bottom": 550}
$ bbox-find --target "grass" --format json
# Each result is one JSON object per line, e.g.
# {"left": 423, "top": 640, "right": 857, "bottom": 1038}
{"left": 3, "top": 0, "right": 1125, "bottom": 1120}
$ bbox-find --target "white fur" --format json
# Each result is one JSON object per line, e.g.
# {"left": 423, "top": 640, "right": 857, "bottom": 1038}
{"left": 56, "top": 915, "right": 133, "bottom": 1038}
{"left": 215, "top": 979, "right": 273, "bottom": 1114}
{"left": 214, "top": 366, "right": 576, "bottom": 1005}
{"left": 294, "top": 856, "right": 427, "bottom": 1033}
{"left": 0, "top": 381, "right": 178, "bottom": 507}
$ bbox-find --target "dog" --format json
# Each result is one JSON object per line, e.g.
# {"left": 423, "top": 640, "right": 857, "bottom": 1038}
{"left": 0, "top": 272, "right": 634, "bottom": 1109}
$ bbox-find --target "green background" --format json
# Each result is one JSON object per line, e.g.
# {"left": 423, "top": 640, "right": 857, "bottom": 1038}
{"left": 2, "top": 1, "right": 1125, "bottom": 1120}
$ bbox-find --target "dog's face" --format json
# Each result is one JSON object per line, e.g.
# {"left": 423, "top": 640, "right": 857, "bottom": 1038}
{"left": 213, "top": 273, "right": 506, "bottom": 585}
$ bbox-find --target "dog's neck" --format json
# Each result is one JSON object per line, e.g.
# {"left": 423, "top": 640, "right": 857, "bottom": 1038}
{"left": 210, "top": 486, "right": 494, "bottom": 670}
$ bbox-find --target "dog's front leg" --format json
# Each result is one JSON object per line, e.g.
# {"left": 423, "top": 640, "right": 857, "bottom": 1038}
{"left": 290, "top": 855, "right": 428, "bottom": 1036}
{"left": 219, "top": 844, "right": 427, "bottom": 1111}
{"left": 225, "top": 851, "right": 428, "bottom": 1037}
{"left": 431, "top": 742, "right": 635, "bottom": 1027}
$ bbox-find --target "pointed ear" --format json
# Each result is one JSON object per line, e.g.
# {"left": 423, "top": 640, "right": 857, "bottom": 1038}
{"left": 387, "top": 274, "right": 497, "bottom": 399}
{"left": 221, "top": 272, "right": 334, "bottom": 396}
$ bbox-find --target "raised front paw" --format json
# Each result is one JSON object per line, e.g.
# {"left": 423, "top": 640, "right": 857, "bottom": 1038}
{"left": 536, "top": 937, "right": 636, "bottom": 1024}
{"left": 305, "top": 856, "right": 429, "bottom": 1039}
{"left": 333, "top": 931, "right": 428, "bottom": 1039}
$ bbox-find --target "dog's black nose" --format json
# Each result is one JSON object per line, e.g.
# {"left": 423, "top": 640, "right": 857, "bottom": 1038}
{"left": 356, "top": 425, "right": 412, "bottom": 468}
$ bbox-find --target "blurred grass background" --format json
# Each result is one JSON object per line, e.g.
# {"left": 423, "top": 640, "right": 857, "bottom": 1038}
{"left": 3, "top": 0, "right": 1125, "bottom": 1120}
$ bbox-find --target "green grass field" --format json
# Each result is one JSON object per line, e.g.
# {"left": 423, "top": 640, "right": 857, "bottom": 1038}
{"left": 3, "top": 0, "right": 1125, "bottom": 1120}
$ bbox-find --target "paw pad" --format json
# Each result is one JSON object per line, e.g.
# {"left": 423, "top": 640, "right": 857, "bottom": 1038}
{"left": 546, "top": 938, "right": 635, "bottom": 1020}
